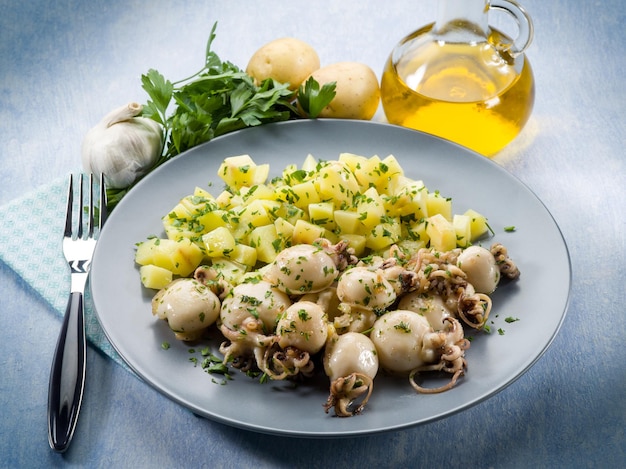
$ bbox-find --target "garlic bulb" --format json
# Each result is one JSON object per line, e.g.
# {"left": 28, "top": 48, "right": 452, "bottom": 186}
{"left": 81, "top": 102, "right": 162, "bottom": 189}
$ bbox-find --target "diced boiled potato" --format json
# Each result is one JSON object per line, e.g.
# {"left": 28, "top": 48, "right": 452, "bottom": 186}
{"left": 287, "top": 180, "right": 320, "bottom": 209}
{"left": 339, "top": 233, "right": 367, "bottom": 257}
{"left": 253, "top": 165, "right": 271, "bottom": 185}
{"left": 316, "top": 161, "right": 360, "bottom": 208}
{"left": 215, "top": 190, "right": 239, "bottom": 209}
{"left": 241, "top": 183, "right": 276, "bottom": 204}
{"left": 229, "top": 201, "right": 269, "bottom": 243}
{"left": 366, "top": 218, "right": 401, "bottom": 251}
{"left": 427, "top": 192, "right": 452, "bottom": 221}
{"left": 321, "top": 229, "right": 339, "bottom": 244}
{"left": 161, "top": 210, "right": 194, "bottom": 235}
{"left": 385, "top": 175, "right": 422, "bottom": 197}
{"left": 274, "top": 217, "right": 295, "bottom": 240}
{"left": 453, "top": 214, "right": 472, "bottom": 248}
{"left": 135, "top": 238, "right": 204, "bottom": 277}
{"left": 338, "top": 152, "right": 368, "bottom": 175}
{"left": 230, "top": 219, "right": 253, "bottom": 245}
{"left": 380, "top": 155, "right": 404, "bottom": 179}
{"left": 397, "top": 238, "right": 427, "bottom": 255}
{"left": 281, "top": 164, "right": 304, "bottom": 186}
{"left": 374, "top": 155, "right": 405, "bottom": 194}
{"left": 202, "top": 226, "right": 236, "bottom": 258}
{"left": 169, "top": 240, "right": 205, "bottom": 276}
{"left": 308, "top": 202, "right": 335, "bottom": 229}
{"left": 426, "top": 214, "right": 456, "bottom": 251}
{"left": 193, "top": 186, "right": 214, "bottom": 199}
{"left": 239, "top": 199, "right": 272, "bottom": 227}
{"left": 301, "top": 153, "right": 318, "bottom": 172}
{"left": 292, "top": 219, "right": 325, "bottom": 245}
{"left": 162, "top": 223, "right": 197, "bottom": 242}
{"left": 210, "top": 258, "right": 248, "bottom": 285}
{"left": 248, "top": 224, "right": 281, "bottom": 263}
{"left": 139, "top": 265, "right": 173, "bottom": 290}
{"left": 196, "top": 209, "right": 229, "bottom": 233}
{"left": 272, "top": 185, "right": 291, "bottom": 203}
{"left": 164, "top": 203, "right": 192, "bottom": 221}
{"left": 135, "top": 238, "right": 161, "bottom": 265}
{"left": 274, "top": 203, "right": 307, "bottom": 225}
{"left": 383, "top": 180, "right": 428, "bottom": 222}
{"left": 180, "top": 193, "right": 215, "bottom": 215}
{"left": 258, "top": 199, "right": 282, "bottom": 221}
{"left": 351, "top": 154, "right": 403, "bottom": 194}
{"left": 407, "top": 219, "right": 430, "bottom": 246}
{"left": 334, "top": 209, "right": 361, "bottom": 235}
{"left": 228, "top": 243, "right": 257, "bottom": 267}
{"left": 352, "top": 154, "right": 381, "bottom": 191}
{"left": 464, "top": 208, "right": 490, "bottom": 241}
{"left": 356, "top": 186, "right": 385, "bottom": 229}
{"left": 218, "top": 154, "right": 269, "bottom": 189}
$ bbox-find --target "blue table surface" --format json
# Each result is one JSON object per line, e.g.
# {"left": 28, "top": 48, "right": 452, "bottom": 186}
{"left": 1, "top": 0, "right": 624, "bottom": 467}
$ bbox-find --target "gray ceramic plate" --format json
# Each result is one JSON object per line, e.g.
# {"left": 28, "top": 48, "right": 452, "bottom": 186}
{"left": 91, "top": 120, "right": 570, "bottom": 437}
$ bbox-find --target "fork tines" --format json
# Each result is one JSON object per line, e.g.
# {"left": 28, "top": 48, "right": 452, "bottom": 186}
{"left": 65, "top": 173, "right": 107, "bottom": 239}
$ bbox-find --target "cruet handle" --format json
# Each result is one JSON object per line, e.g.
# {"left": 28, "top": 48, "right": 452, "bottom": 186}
{"left": 489, "top": 0, "right": 534, "bottom": 57}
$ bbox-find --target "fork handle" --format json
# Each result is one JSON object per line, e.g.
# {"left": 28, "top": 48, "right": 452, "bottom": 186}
{"left": 47, "top": 291, "right": 86, "bottom": 452}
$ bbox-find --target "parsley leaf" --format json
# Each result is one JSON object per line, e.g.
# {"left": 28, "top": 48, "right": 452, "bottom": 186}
{"left": 141, "top": 69, "right": 173, "bottom": 126}
{"left": 297, "top": 76, "right": 337, "bottom": 118}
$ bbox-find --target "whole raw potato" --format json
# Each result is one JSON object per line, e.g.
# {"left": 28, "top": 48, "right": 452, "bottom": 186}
{"left": 246, "top": 37, "right": 320, "bottom": 91}
{"left": 307, "top": 62, "right": 380, "bottom": 120}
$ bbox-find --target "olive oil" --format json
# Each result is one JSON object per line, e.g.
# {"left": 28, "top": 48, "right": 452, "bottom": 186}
{"left": 381, "top": 26, "right": 535, "bottom": 157}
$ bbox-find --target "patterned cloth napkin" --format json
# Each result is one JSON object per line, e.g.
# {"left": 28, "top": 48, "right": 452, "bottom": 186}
{"left": 0, "top": 176, "right": 129, "bottom": 371}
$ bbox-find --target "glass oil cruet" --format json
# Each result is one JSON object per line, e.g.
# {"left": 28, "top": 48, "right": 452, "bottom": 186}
{"left": 380, "top": 0, "right": 535, "bottom": 157}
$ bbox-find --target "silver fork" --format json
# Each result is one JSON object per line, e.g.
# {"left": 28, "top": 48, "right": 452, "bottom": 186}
{"left": 48, "top": 173, "right": 106, "bottom": 452}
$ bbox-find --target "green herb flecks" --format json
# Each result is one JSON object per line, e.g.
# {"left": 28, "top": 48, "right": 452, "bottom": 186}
{"left": 198, "top": 349, "right": 233, "bottom": 382}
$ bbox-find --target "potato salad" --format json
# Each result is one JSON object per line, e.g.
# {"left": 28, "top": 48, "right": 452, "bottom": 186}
{"left": 136, "top": 152, "right": 520, "bottom": 417}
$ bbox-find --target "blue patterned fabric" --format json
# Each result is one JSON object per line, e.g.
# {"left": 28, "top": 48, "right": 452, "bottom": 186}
{"left": 0, "top": 176, "right": 129, "bottom": 371}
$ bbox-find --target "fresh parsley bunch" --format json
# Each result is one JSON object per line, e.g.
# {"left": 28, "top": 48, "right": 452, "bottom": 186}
{"left": 142, "top": 22, "right": 336, "bottom": 164}
{"left": 106, "top": 23, "right": 335, "bottom": 208}
{"left": 142, "top": 23, "right": 294, "bottom": 164}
